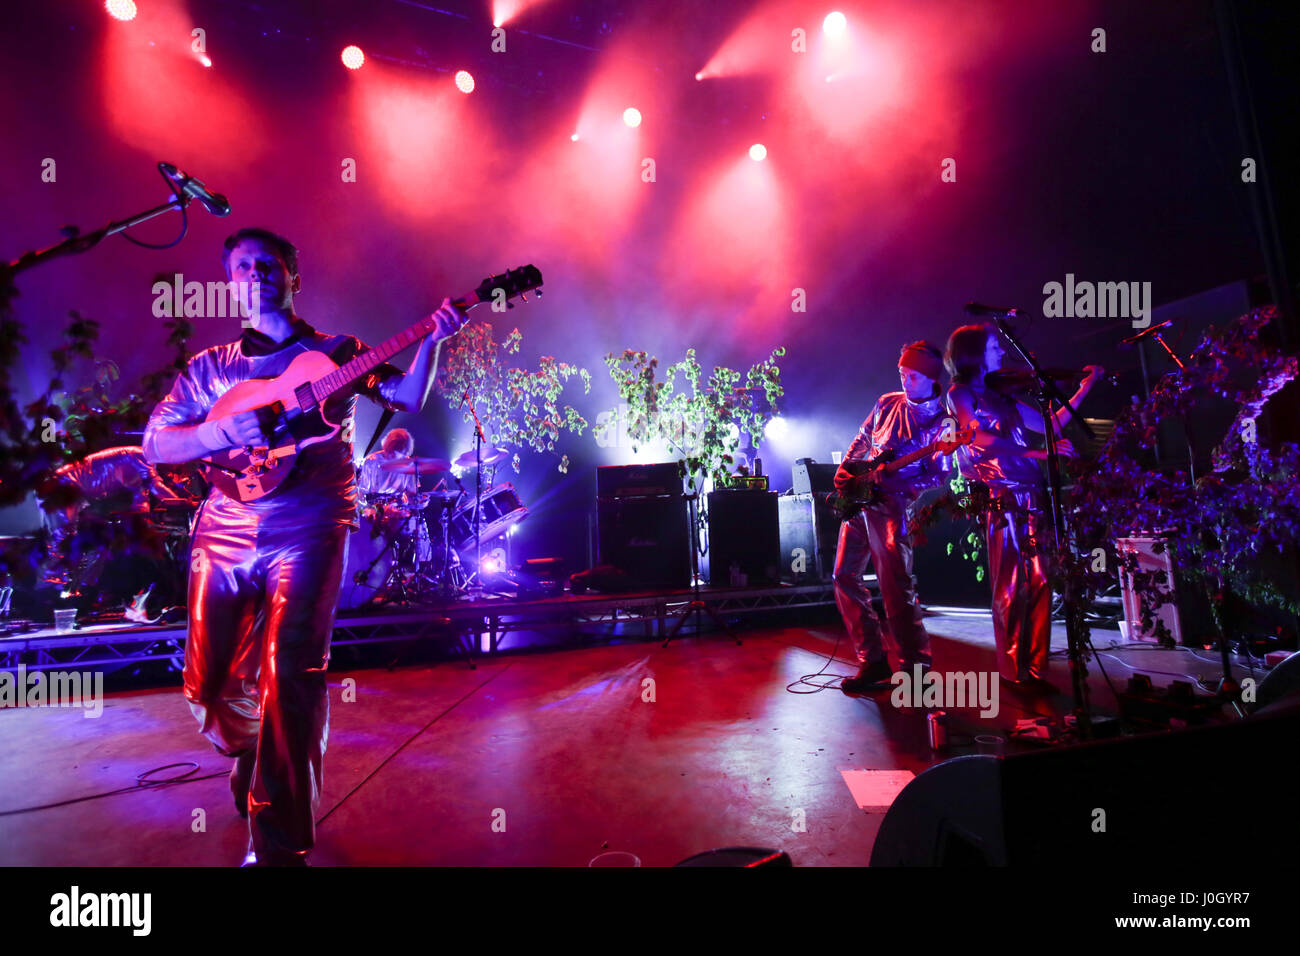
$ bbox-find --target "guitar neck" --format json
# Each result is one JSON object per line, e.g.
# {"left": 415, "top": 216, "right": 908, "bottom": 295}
{"left": 880, "top": 441, "right": 943, "bottom": 474}
{"left": 310, "top": 294, "right": 474, "bottom": 405}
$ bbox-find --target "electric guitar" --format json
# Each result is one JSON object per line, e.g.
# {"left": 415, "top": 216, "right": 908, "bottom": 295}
{"left": 202, "top": 265, "right": 543, "bottom": 502}
{"left": 826, "top": 426, "right": 975, "bottom": 519}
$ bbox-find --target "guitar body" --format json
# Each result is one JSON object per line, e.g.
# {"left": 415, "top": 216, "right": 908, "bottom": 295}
{"left": 829, "top": 456, "right": 891, "bottom": 519}
{"left": 204, "top": 350, "right": 341, "bottom": 502}
{"left": 826, "top": 426, "right": 976, "bottom": 520}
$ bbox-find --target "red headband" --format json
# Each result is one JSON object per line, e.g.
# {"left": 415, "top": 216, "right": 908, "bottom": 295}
{"left": 899, "top": 345, "right": 943, "bottom": 381}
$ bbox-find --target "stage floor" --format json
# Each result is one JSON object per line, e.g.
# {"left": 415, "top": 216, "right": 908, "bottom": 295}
{"left": 0, "top": 613, "right": 1254, "bottom": 866}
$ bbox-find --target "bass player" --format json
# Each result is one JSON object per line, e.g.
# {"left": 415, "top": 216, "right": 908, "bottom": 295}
{"left": 836, "top": 341, "right": 955, "bottom": 697}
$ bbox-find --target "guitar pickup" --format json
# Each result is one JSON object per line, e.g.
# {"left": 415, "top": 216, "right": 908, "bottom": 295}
{"left": 293, "top": 383, "right": 316, "bottom": 411}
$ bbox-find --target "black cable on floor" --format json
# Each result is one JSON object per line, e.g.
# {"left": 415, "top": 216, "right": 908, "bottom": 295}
{"left": 0, "top": 761, "right": 223, "bottom": 816}
{"left": 784, "top": 627, "right": 857, "bottom": 694}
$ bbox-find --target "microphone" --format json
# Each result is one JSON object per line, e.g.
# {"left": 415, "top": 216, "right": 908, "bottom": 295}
{"left": 158, "top": 162, "right": 231, "bottom": 217}
{"left": 964, "top": 301, "right": 1020, "bottom": 319}
{"left": 1119, "top": 319, "right": 1174, "bottom": 346}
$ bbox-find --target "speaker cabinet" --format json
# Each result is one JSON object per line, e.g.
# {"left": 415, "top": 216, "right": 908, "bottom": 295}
{"left": 792, "top": 458, "right": 838, "bottom": 496}
{"left": 777, "top": 493, "right": 824, "bottom": 583}
{"left": 596, "top": 497, "right": 690, "bottom": 589}
{"left": 777, "top": 492, "right": 841, "bottom": 582}
{"left": 870, "top": 703, "right": 1300, "bottom": 866}
{"left": 704, "top": 490, "right": 780, "bottom": 586}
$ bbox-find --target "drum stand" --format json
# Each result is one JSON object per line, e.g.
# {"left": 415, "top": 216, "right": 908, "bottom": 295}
{"left": 431, "top": 496, "right": 467, "bottom": 599}
{"left": 363, "top": 526, "right": 420, "bottom": 607}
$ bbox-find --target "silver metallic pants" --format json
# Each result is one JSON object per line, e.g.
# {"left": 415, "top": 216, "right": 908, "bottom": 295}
{"left": 183, "top": 507, "right": 348, "bottom": 863}
{"left": 832, "top": 500, "right": 931, "bottom": 669}
{"left": 984, "top": 489, "right": 1052, "bottom": 681}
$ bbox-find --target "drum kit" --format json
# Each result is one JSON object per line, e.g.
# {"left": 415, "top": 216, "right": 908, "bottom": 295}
{"left": 344, "top": 445, "right": 530, "bottom": 608}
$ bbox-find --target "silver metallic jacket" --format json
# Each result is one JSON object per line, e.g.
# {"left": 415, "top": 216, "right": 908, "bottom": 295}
{"left": 843, "top": 390, "right": 952, "bottom": 496}
{"left": 143, "top": 318, "right": 404, "bottom": 527}
{"left": 945, "top": 384, "right": 1045, "bottom": 492}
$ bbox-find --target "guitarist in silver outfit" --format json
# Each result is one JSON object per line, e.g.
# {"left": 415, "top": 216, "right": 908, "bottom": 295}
{"left": 836, "top": 342, "right": 953, "bottom": 696}
{"left": 142, "top": 228, "right": 467, "bottom": 864}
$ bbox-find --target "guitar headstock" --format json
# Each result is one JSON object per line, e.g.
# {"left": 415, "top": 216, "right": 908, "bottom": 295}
{"left": 472, "top": 265, "right": 544, "bottom": 309}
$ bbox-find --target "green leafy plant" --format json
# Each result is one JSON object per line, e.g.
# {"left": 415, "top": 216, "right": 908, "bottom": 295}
{"left": 1, "top": 265, "right": 193, "bottom": 588}
{"left": 595, "top": 346, "right": 785, "bottom": 489}
{"left": 1064, "top": 306, "right": 1300, "bottom": 644}
{"left": 433, "top": 321, "right": 590, "bottom": 472}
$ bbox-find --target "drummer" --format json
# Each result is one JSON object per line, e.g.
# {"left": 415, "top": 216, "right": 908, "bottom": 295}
{"left": 358, "top": 428, "right": 419, "bottom": 498}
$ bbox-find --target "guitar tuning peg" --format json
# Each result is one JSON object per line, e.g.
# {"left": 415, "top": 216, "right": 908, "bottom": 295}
{"left": 535, "top": 288, "right": 543, "bottom": 297}
{"left": 519, "top": 292, "right": 528, "bottom": 302}
{"left": 506, "top": 301, "right": 515, "bottom": 309}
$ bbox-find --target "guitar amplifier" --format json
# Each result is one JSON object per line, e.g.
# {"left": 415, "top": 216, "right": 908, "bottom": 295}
{"left": 792, "top": 458, "right": 839, "bottom": 496}
{"left": 703, "top": 490, "right": 780, "bottom": 586}
{"left": 596, "top": 463, "right": 684, "bottom": 499}
{"left": 778, "top": 493, "right": 840, "bottom": 582}
{"left": 596, "top": 496, "right": 691, "bottom": 588}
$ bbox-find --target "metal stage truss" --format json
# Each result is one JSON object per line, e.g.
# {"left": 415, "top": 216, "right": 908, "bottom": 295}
{"left": 1, "top": 582, "right": 838, "bottom": 671}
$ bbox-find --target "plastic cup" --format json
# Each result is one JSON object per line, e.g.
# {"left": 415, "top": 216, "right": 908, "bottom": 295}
{"left": 53, "top": 608, "right": 77, "bottom": 633}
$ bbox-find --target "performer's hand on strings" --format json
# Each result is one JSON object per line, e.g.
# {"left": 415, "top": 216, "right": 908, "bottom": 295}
{"left": 430, "top": 297, "right": 469, "bottom": 340}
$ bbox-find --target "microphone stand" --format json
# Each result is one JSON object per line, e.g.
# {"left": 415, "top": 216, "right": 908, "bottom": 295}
{"left": 464, "top": 391, "right": 485, "bottom": 595}
{"left": 1147, "top": 328, "right": 1197, "bottom": 486}
{"left": 991, "top": 312, "right": 1095, "bottom": 738}
{"left": 5, "top": 196, "right": 188, "bottom": 277}
{"left": 662, "top": 491, "right": 739, "bottom": 648}
{"left": 1135, "top": 332, "right": 1238, "bottom": 692}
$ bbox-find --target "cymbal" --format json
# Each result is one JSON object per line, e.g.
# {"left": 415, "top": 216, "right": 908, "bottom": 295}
{"left": 453, "top": 446, "right": 512, "bottom": 469}
{"left": 379, "top": 457, "right": 451, "bottom": 475}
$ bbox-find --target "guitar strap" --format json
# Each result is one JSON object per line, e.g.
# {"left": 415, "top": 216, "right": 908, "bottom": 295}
{"left": 363, "top": 409, "right": 394, "bottom": 457}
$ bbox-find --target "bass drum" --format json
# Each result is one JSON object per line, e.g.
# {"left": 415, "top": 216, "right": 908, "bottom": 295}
{"left": 448, "top": 484, "right": 529, "bottom": 554}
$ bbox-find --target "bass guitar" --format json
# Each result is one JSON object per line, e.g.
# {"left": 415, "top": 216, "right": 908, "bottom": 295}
{"left": 202, "top": 265, "right": 542, "bottom": 502}
{"left": 826, "top": 426, "right": 975, "bottom": 519}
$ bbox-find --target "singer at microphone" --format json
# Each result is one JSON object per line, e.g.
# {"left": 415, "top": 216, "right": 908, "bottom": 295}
{"left": 942, "top": 323, "right": 1104, "bottom": 690}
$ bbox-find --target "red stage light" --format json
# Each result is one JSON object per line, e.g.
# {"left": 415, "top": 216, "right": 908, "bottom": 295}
{"left": 749, "top": 143, "right": 767, "bottom": 161}
{"left": 823, "top": 11, "right": 848, "bottom": 37}
{"left": 455, "top": 70, "right": 475, "bottom": 94}
{"left": 341, "top": 45, "right": 365, "bottom": 70}
{"left": 492, "top": 0, "right": 550, "bottom": 29}
{"left": 199, "top": 54, "right": 212, "bottom": 68}
{"left": 623, "top": 107, "right": 642, "bottom": 128}
{"left": 105, "top": 0, "right": 137, "bottom": 21}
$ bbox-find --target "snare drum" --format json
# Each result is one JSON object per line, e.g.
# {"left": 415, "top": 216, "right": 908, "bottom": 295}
{"left": 448, "top": 484, "right": 528, "bottom": 553}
